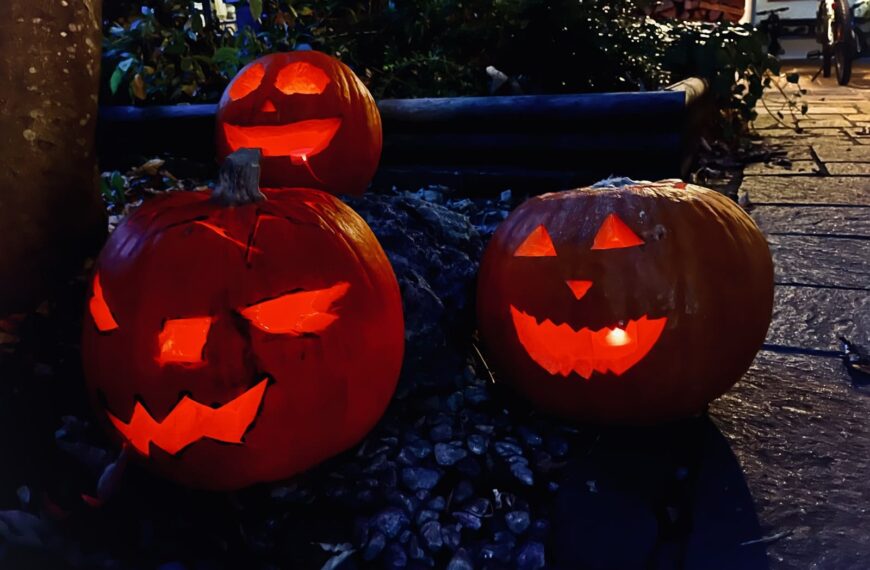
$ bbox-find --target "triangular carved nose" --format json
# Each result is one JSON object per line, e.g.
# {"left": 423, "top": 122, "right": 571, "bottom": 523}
{"left": 260, "top": 99, "right": 277, "bottom": 113}
{"left": 565, "top": 280, "right": 593, "bottom": 300}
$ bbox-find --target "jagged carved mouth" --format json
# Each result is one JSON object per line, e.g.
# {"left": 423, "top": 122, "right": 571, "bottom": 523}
{"left": 510, "top": 306, "right": 667, "bottom": 379}
{"left": 223, "top": 117, "right": 342, "bottom": 163}
{"left": 107, "top": 378, "right": 269, "bottom": 457}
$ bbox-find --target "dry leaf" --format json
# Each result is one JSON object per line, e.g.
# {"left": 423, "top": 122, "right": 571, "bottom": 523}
{"left": 132, "top": 74, "right": 146, "bottom": 100}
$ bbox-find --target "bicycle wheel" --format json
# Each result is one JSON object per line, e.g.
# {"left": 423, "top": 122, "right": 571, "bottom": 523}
{"left": 831, "top": 0, "right": 854, "bottom": 85}
{"left": 835, "top": 41, "right": 853, "bottom": 84}
{"left": 823, "top": 46, "right": 833, "bottom": 77}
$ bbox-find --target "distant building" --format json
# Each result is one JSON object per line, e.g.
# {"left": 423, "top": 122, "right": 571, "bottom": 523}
{"left": 650, "top": 0, "right": 747, "bottom": 22}
{"left": 191, "top": 0, "right": 240, "bottom": 31}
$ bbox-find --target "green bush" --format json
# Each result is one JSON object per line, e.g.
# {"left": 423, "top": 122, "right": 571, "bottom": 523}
{"left": 101, "top": 0, "right": 802, "bottom": 139}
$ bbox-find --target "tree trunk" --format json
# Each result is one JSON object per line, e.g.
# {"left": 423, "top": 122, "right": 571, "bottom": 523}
{"left": 0, "top": 0, "right": 107, "bottom": 314}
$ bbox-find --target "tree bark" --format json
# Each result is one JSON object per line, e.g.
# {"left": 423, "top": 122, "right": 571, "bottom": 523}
{"left": 0, "top": 0, "right": 107, "bottom": 314}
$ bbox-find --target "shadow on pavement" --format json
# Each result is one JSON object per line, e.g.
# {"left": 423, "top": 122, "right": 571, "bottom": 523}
{"left": 552, "top": 415, "right": 767, "bottom": 570}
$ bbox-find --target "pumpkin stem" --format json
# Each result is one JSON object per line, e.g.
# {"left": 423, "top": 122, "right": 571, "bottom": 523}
{"left": 590, "top": 177, "right": 686, "bottom": 189}
{"left": 589, "top": 177, "right": 646, "bottom": 188}
{"left": 213, "top": 148, "right": 266, "bottom": 206}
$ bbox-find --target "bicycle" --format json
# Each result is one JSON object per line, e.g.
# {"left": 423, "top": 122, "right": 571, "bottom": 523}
{"left": 813, "top": 0, "right": 867, "bottom": 85}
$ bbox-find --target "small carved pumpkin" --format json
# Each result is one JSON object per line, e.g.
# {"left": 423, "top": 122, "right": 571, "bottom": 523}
{"left": 476, "top": 179, "right": 774, "bottom": 424}
{"left": 215, "top": 51, "right": 382, "bottom": 196}
{"left": 81, "top": 150, "right": 403, "bottom": 489}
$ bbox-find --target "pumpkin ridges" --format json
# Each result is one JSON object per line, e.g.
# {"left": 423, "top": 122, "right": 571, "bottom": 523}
{"left": 83, "top": 183, "right": 403, "bottom": 489}
{"left": 216, "top": 50, "right": 382, "bottom": 196}
{"left": 477, "top": 180, "right": 773, "bottom": 424}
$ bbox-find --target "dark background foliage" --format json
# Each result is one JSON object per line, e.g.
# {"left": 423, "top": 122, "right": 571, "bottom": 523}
{"left": 101, "top": 0, "right": 802, "bottom": 140}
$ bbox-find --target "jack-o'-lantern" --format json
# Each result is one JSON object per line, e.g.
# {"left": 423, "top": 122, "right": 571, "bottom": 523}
{"left": 215, "top": 51, "right": 382, "bottom": 196}
{"left": 476, "top": 178, "right": 774, "bottom": 424}
{"left": 81, "top": 149, "right": 404, "bottom": 490}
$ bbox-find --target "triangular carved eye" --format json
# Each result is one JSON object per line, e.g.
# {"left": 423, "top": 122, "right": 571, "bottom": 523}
{"left": 514, "top": 225, "right": 557, "bottom": 257}
{"left": 591, "top": 214, "right": 644, "bottom": 250}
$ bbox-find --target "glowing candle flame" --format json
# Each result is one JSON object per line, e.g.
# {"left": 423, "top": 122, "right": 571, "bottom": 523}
{"left": 605, "top": 327, "right": 630, "bottom": 347}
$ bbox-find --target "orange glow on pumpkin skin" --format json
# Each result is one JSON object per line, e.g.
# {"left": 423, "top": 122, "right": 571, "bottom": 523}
{"left": 591, "top": 213, "right": 645, "bottom": 250}
{"left": 228, "top": 63, "right": 265, "bottom": 101}
{"left": 241, "top": 282, "right": 350, "bottom": 335}
{"left": 565, "top": 280, "right": 593, "bottom": 301}
{"left": 157, "top": 317, "right": 213, "bottom": 366}
{"left": 509, "top": 217, "right": 662, "bottom": 379}
{"left": 510, "top": 307, "right": 667, "bottom": 379}
{"left": 222, "top": 118, "right": 342, "bottom": 161}
{"left": 514, "top": 225, "right": 557, "bottom": 257}
{"left": 90, "top": 273, "right": 119, "bottom": 332}
{"left": 275, "top": 61, "right": 331, "bottom": 95}
{"left": 108, "top": 379, "right": 268, "bottom": 457}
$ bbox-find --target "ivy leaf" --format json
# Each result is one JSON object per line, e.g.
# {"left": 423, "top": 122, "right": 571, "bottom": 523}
{"left": 109, "top": 67, "right": 124, "bottom": 94}
{"left": 109, "top": 58, "right": 135, "bottom": 94}
{"left": 212, "top": 46, "right": 240, "bottom": 66}
{"left": 249, "top": 0, "right": 263, "bottom": 22}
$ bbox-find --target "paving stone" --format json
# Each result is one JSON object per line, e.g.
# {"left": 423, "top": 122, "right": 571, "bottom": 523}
{"left": 767, "top": 286, "right": 870, "bottom": 351}
{"left": 760, "top": 134, "right": 852, "bottom": 144}
{"left": 752, "top": 205, "right": 870, "bottom": 236}
{"left": 797, "top": 117, "right": 856, "bottom": 128}
{"left": 751, "top": 116, "right": 801, "bottom": 129}
{"left": 844, "top": 129, "right": 870, "bottom": 143}
{"left": 800, "top": 94, "right": 867, "bottom": 102}
{"left": 804, "top": 106, "right": 861, "bottom": 115}
{"left": 767, "top": 234, "right": 870, "bottom": 289}
{"left": 751, "top": 116, "right": 851, "bottom": 129}
{"left": 743, "top": 160, "right": 820, "bottom": 176}
{"left": 813, "top": 143, "right": 870, "bottom": 162}
{"left": 710, "top": 352, "right": 870, "bottom": 570}
{"left": 740, "top": 176, "right": 870, "bottom": 206}
{"left": 824, "top": 162, "right": 870, "bottom": 175}
{"left": 734, "top": 65, "right": 870, "bottom": 570}
{"left": 757, "top": 144, "right": 815, "bottom": 161}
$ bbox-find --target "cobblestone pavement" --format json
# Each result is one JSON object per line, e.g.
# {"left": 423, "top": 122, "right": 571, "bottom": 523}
{"left": 708, "top": 60, "right": 870, "bottom": 569}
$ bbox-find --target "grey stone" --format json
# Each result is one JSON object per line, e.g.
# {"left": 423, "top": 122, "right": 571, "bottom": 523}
{"left": 401, "top": 468, "right": 441, "bottom": 491}
{"left": 434, "top": 443, "right": 468, "bottom": 466}
{"left": 516, "top": 541, "right": 546, "bottom": 570}
{"left": 374, "top": 508, "right": 410, "bottom": 539}
{"left": 420, "top": 520, "right": 443, "bottom": 552}
{"left": 505, "top": 511, "right": 531, "bottom": 534}
{"left": 446, "top": 548, "right": 474, "bottom": 570}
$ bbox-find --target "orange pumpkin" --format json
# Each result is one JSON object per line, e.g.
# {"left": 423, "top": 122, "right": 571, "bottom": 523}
{"left": 215, "top": 51, "right": 382, "bottom": 196}
{"left": 81, "top": 150, "right": 404, "bottom": 489}
{"left": 476, "top": 179, "right": 774, "bottom": 424}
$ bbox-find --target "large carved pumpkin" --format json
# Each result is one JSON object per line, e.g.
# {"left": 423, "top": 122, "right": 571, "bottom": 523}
{"left": 215, "top": 50, "right": 382, "bottom": 196}
{"left": 477, "top": 179, "right": 774, "bottom": 424}
{"left": 0, "top": 0, "right": 106, "bottom": 314}
{"left": 81, "top": 150, "right": 404, "bottom": 489}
